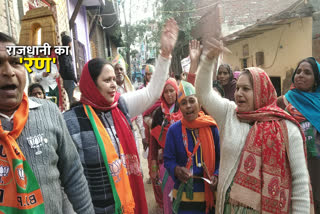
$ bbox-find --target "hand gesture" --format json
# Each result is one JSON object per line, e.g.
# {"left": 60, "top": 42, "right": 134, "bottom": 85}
{"left": 203, "top": 37, "right": 231, "bottom": 60}
{"left": 209, "top": 175, "right": 218, "bottom": 192}
{"left": 160, "top": 18, "right": 179, "bottom": 59}
{"left": 189, "top": 40, "right": 202, "bottom": 63}
{"left": 174, "top": 166, "right": 191, "bottom": 183}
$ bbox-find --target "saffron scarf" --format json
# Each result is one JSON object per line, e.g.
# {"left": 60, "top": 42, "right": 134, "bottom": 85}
{"left": 151, "top": 78, "right": 182, "bottom": 148}
{"left": 84, "top": 104, "right": 134, "bottom": 214}
{"left": 79, "top": 61, "right": 148, "bottom": 214}
{"left": 230, "top": 67, "right": 304, "bottom": 213}
{"left": 0, "top": 93, "right": 45, "bottom": 213}
{"left": 181, "top": 111, "right": 217, "bottom": 212}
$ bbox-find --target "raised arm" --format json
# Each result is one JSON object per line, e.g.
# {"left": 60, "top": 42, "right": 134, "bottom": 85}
{"left": 195, "top": 39, "right": 236, "bottom": 126}
{"left": 187, "top": 39, "right": 202, "bottom": 85}
{"left": 123, "top": 18, "right": 179, "bottom": 118}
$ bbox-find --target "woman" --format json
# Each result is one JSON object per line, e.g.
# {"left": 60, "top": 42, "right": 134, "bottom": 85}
{"left": 28, "top": 83, "right": 46, "bottom": 99}
{"left": 195, "top": 44, "right": 311, "bottom": 213}
{"left": 277, "top": 57, "right": 320, "bottom": 213}
{"left": 63, "top": 19, "right": 179, "bottom": 214}
{"left": 164, "top": 81, "right": 220, "bottom": 214}
{"left": 150, "top": 78, "right": 182, "bottom": 213}
{"left": 217, "top": 64, "right": 236, "bottom": 101}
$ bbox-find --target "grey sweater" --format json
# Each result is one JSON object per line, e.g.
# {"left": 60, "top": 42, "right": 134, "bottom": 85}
{"left": 0, "top": 98, "right": 94, "bottom": 214}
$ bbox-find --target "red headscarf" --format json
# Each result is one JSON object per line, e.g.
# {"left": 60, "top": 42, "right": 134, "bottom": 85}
{"left": 230, "top": 67, "right": 305, "bottom": 213}
{"left": 150, "top": 78, "right": 182, "bottom": 148}
{"left": 79, "top": 61, "right": 148, "bottom": 214}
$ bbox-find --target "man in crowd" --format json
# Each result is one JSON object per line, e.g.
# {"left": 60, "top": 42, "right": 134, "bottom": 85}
{"left": 58, "top": 34, "right": 77, "bottom": 104}
{"left": 0, "top": 32, "right": 94, "bottom": 213}
{"left": 113, "top": 54, "right": 146, "bottom": 156}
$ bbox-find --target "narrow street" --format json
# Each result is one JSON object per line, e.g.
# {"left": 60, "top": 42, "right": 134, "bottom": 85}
{"left": 137, "top": 128, "right": 163, "bottom": 214}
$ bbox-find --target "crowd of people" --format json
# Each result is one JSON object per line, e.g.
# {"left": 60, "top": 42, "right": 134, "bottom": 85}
{"left": 0, "top": 17, "right": 319, "bottom": 214}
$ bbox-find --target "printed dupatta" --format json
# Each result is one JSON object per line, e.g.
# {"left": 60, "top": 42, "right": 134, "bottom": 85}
{"left": 0, "top": 94, "right": 45, "bottom": 213}
{"left": 230, "top": 67, "right": 307, "bottom": 213}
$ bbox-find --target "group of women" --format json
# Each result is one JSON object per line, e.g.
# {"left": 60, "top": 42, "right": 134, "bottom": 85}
{"left": 56, "top": 18, "right": 319, "bottom": 214}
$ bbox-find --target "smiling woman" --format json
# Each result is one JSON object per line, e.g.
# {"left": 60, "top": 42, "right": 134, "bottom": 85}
{"left": 277, "top": 57, "right": 320, "bottom": 213}
{"left": 63, "top": 18, "right": 179, "bottom": 214}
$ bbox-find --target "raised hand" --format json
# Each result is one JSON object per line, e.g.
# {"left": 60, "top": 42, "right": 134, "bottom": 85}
{"left": 160, "top": 18, "right": 179, "bottom": 59}
{"left": 203, "top": 37, "right": 231, "bottom": 60}
{"left": 189, "top": 40, "right": 202, "bottom": 63}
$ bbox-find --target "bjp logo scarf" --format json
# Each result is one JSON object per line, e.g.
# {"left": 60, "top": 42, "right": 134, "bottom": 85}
{"left": 0, "top": 93, "right": 45, "bottom": 213}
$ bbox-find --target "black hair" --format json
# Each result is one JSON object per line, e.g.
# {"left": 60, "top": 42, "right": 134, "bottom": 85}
{"left": 175, "top": 74, "right": 181, "bottom": 81}
{"left": 218, "top": 64, "right": 234, "bottom": 81}
{"left": 28, "top": 83, "right": 46, "bottom": 98}
{"left": 0, "top": 32, "right": 16, "bottom": 44}
{"left": 61, "top": 35, "right": 72, "bottom": 46}
{"left": 292, "top": 57, "right": 320, "bottom": 91}
{"left": 212, "top": 80, "right": 225, "bottom": 97}
{"left": 88, "top": 58, "right": 113, "bottom": 84}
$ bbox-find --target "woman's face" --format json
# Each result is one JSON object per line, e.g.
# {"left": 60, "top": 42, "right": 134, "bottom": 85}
{"left": 235, "top": 74, "right": 254, "bottom": 112}
{"left": 179, "top": 95, "right": 200, "bottom": 121}
{"left": 31, "top": 87, "right": 45, "bottom": 99}
{"left": 294, "top": 62, "right": 315, "bottom": 92}
{"left": 163, "top": 84, "right": 176, "bottom": 106}
{"left": 217, "top": 66, "right": 231, "bottom": 86}
{"left": 96, "top": 64, "right": 117, "bottom": 103}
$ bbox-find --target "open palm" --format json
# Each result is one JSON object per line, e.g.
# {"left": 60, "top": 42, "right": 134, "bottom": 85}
{"left": 160, "top": 18, "right": 179, "bottom": 58}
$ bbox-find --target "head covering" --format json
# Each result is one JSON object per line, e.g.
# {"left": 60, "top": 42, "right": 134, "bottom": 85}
{"left": 285, "top": 57, "right": 320, "bottom": 132}
{"left": 151, "top": 78, "right": 182, "bottom": 148}
{"left": 79, "top": 60, "right": 148, "bottom": 213}
{"left": 112, "top": 54, "right": 135, "bottom": 92}
{"left": 112, "top": 54, "right": 126, "bottom": 73}
{"left": 177, "top": 80, "right": 195, "bottom": 103}
{"left": 218, "top": 64, "right": 236, "bottom": 101}
{"left": 79, "top": 61, "right": 118, "bottom": 110}
{"left": 145, "top": 64, "right": 155, "bottom": 73}
{"left": 61, "top": 35, "right": 72, "bottom": 46}
{"left": 231, "top": 67, "right": 307, "bottom": 213}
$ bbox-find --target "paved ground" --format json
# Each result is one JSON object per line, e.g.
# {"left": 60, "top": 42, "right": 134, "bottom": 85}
{"left": 139, "top": 143, "right": 163, "bottom": 214}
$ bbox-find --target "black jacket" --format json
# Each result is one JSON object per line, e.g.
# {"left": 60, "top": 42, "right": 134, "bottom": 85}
{"left": 58, "top": 54, "right": 77, "bottom": 82}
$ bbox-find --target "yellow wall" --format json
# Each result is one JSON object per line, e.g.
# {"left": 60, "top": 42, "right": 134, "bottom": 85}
{"left": 223, "top": 17, "right": 312, "bottom": 94}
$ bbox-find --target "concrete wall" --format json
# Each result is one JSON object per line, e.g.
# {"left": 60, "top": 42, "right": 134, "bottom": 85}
{"left": 67, "top": 0, "right": 91, "bottom": 61}
{"left": 0, "top": 0, "right": 20, "bottom": 41}
{"left": 224, "top": 17, "right": 312, "bottom": 94}
{"left": 309, "top": 0, "right": 320, "bottom": 61}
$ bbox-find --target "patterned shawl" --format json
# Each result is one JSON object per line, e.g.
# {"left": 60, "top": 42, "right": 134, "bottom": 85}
{"left": 230, "top": 67, "right": 303, "bottom": 213}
